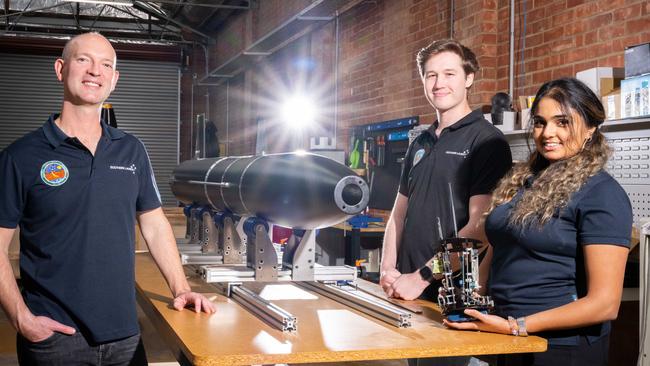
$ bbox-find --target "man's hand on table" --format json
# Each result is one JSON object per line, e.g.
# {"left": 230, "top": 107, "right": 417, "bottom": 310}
{"left": 172, "top": 291, "right": 216, "bottom": 314}
{"left": 379, "top": 267, "right": 401, "bottom": 297}
{"left": 390, "top": 271, "right": 430, "bottom": 301}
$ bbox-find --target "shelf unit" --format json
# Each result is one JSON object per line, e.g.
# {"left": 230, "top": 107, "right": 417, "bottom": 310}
{"left": 502, "top": 116, "right": 650, "bottom": 136}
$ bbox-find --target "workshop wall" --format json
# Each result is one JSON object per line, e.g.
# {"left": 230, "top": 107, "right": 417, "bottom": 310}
{"left": 214, "top": 10, "right": 249, "bottom": 67}
{"left": 192, "top": 10, "right": 338, "bottom": 155}
{"left": 187, "top": 0, "right": 650, "bottom": 157}
{"left": 254, "top": 0, "right": 314, "bottom": 40}
{"left": 180, "top": 49, "right": 196, "bottom": 163}
{"left": 318, "top": 0, "right": 500, "bottom": 150}
{"left": 249, "top": 30, "right": 337, "bottom": 154}
{"left": 496, "top": 0, "right": 650, "bottom": 97}
{"left": 224, "top": 73, "right": 255, "bottom": 156}
{"left": 455, "top": 0, "right": 499, "bottom": 106}
{"left": 337, "top": 1, "right": 445, "bottom": 139}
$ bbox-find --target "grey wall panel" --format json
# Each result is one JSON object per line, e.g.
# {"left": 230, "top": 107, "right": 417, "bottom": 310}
{"left": 0, "top": 53, "right": 179, "bottom": 206}
{"left": 0, "top": 55, "right": 61, "bottom": 149}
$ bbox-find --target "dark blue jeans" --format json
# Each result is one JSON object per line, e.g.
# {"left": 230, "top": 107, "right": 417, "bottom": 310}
{"left": 17, "top": 332, "right": 147, "bottom": 366}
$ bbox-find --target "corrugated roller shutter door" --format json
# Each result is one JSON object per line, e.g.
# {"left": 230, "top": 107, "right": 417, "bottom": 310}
{"left": 0, "top": 53, "right": 179, "bottom": 206}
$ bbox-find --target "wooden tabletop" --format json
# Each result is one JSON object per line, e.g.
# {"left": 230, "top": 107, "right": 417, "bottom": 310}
{"left": 135, "top": 253, "right": 546, "bottom": 366}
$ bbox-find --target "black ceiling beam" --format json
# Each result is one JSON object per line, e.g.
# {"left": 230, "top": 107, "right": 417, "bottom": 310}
{"left": 144, "top": 0, "right": 249, "bottom": 10}
{"left": 132, "top": 0, "right": 212, "bottom": 41}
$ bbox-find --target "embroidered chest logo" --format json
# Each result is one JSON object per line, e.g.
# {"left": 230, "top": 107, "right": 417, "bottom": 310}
{"left": 40, "top": 161, "right": 69, "bottom": 186}
{"left": 413, "top": 149, "right": 426, "bottom": 166}
{"left": 109, "top": 164, "right": 137, "bottom": 175}
{"left": 445, "top": 149, "right": 470, "bottom": 158}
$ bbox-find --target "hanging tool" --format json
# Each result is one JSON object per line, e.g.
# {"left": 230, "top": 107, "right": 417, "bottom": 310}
{"left": 377, "top": 135, "right": 385, "bottom": 167}
{"left": 365, "top": 137, "right": 376, "bottom": 167}
{"left": 375, "top": 135, "right": 381, "bottom": 167}
{"left": 362, "top": 139, "right": 368, "bottom": 167}
{"left": 349, "top": 139, "right": 360, "bottom": 169}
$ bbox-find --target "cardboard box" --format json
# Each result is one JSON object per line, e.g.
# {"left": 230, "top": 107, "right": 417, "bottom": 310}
{"left": 601, "top": 88, "right": 621, "bottom": 121}
{"left": 576, "top": 67, "right": 625, "bottom": 97}
{"left": 526, "top": 96, "right": 536, "bottom": 108}
{"left": 518, "top": 96, "right": 528, "bottom": 110}
{"left": 599, "top": 78, "right": 621, "bottom": 97}
{"left": 621, "top": 74, "right": 650, "bottom": 118}
{"left": 520, "top": 108, "right": 532, "bottom": 130}
{"left": 625, "top": 42, "right": 650, "bottom": 78}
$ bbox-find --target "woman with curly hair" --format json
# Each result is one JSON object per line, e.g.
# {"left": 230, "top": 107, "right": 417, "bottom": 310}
{"left": 444, "top": 78, "right": 632, "bottom": 366}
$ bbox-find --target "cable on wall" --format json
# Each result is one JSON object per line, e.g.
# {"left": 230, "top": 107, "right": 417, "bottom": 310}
{"left": 518, "top": 0, "right": 527, "bottom": 97}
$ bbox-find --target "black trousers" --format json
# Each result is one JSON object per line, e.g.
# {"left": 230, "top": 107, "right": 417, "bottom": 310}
{"left": 498, "top": 334, "right": 609, "bottom": 366}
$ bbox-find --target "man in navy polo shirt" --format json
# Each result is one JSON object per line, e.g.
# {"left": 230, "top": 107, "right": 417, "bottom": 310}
{"left": 0, "top": 32, "right": 215, "bottom": 366}
{"left": 380, "top": 39, "right": 512, "bottom": 303}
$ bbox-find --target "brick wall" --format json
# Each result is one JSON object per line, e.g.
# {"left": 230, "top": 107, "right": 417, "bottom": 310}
{"left": 338, "top": 0, "right": 650, "bottom": 149}
{"left": 337, "top": 0, "right": 449, "bottom": 149}
{"left": 214, "top": 12, "right": 248, "bottom": 67}
{"left": 455, "top": 0, "right": 499, "bottom": 106}
{"left": 184, "top": 0, "right": 650, "bottom": 159}
{"left": 254, "top": 0, "right": 313, "bottom": 40}
{"left": 217, "top": 73, "right": 257, "bottom": 156}
{"left": 187, "top": 1, "right": 337, "bottom": 158}
{"left": 498, "top": 0, "right": 650, "bottom": 97}
{"left": 210, "top": 81, "right": 229, "bottom": 155}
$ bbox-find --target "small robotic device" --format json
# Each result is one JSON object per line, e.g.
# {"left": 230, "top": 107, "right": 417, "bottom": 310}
{"left": 432, "top": 237, "right": 494, "bottom": 322}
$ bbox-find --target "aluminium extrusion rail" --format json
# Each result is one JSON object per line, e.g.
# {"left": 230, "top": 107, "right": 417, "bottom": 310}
{"left": 230, "top": 285, "right": 297, "bottom": 332}
{"left": 298, "top": 281, "right": 412, "bottom": 328}
{"left": 180, "top": 254, "right": 223, "bottom": 265}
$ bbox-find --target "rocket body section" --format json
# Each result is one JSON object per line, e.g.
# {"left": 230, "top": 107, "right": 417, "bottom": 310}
{"left": 170, "top": 152, "right": 369, "bottom": 229}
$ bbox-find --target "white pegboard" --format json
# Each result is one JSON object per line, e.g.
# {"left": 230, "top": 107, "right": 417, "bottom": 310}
{"left": 624, "top": 186, "right": 650, "bottom": 220}
{"left": 606, "top": 130, "right": 650, "bottom": 222}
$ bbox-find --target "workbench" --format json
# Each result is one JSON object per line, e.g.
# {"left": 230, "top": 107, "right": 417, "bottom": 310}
{"left": 328, "top": 222, "right": 386, "bottom": 266}
{"left": 135, "top": 252, "right": 546, "bottom": 366}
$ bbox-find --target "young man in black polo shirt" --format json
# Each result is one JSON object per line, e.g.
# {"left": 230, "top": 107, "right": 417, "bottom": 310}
{"left": 0, "top": 32, "right": 215, "bottom": 366}
{"left": 380, "top": 39, "right": 512, "bottom": 302}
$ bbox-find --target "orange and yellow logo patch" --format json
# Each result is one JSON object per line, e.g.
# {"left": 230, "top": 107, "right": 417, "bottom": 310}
{"left": 40, "top": 160, "right": 69, "bottom": 186}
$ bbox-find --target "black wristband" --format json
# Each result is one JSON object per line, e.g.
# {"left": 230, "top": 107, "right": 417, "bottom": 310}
{"left": 418, "top": 265, "right": 434, "bottom": 283}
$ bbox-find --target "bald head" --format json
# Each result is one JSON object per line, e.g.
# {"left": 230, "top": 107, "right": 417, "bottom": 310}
{"left": 62, "top": 32, "right": 116, "bottom": 64}
{"left": 55, "top": 31, "right": 120, "bottom": 106}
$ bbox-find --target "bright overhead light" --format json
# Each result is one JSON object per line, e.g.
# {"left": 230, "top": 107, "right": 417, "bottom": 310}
{"left": 64, "top": 0, "right": 134, "bottom": 6}
{"left": 281, "top": 95, "right": 316, "bottom": 129}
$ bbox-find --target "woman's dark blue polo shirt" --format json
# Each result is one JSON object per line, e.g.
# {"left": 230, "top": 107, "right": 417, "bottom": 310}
{"left": 0, "top": 115, "right": 161, "bottom": 343}
{"left": 486, "top": 170, "right": 632, "bottom": 346}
